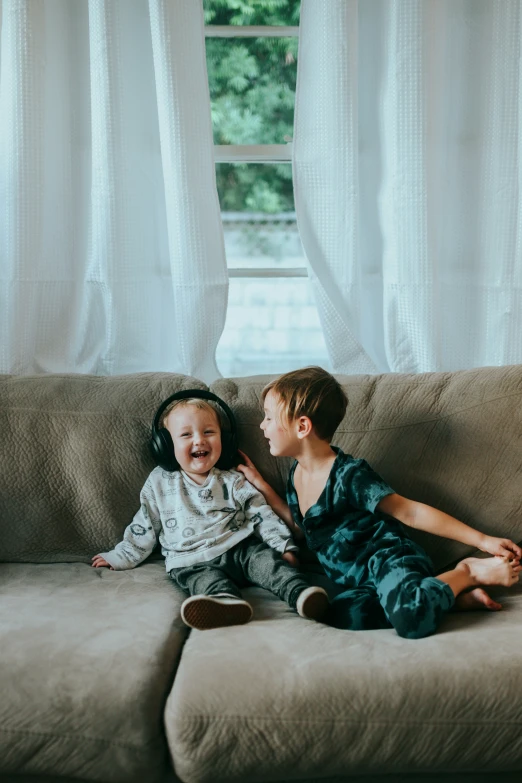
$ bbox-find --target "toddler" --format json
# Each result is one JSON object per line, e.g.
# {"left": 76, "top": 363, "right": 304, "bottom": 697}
{"left": 92, "top": 389, "right": 328, "bottom": 630}
{"left": 238, "top": 367, "right": 522, "bottom": 639}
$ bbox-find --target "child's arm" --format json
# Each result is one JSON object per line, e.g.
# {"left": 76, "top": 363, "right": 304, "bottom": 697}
{"left": 232, "top": 470, "right": 300, "bottom": 555}
{"left": 92, "top": 482, "right": 161, "bottom": 570}
{"left": 378, "top": 493, "right": 522, "bottom": 559}
{"left": 236, "top": 450, "right": 304, "bottom": 540}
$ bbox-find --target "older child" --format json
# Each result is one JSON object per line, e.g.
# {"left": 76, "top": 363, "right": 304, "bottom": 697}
{"left": 238, "top": 367, "right": 522, "bottom": 639}
{"left": 92, "top": 391, "right": 328, "bottom": 630}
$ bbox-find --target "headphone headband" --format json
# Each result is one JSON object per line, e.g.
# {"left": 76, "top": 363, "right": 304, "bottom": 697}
{"left": 151, "top": 389, "right": 236, "bottom": 437}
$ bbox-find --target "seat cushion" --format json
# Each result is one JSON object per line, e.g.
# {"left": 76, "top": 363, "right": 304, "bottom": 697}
{"left": 0, "top": 562, "right": 187, "bottom": 782}
{"left": 165, "top": 582, "right": 522, "bottom": 782}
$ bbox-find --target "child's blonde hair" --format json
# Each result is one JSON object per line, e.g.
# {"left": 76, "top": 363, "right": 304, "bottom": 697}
{"left": 262, "top": 366, "right": 347, "bottom": 442}
{"left": 161, "top": 398, "right": 225, "bottom": 431}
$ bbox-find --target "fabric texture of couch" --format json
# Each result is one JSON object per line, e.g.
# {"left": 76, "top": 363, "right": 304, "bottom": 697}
{"left": 1, "top": 366, "right": 522, "bottom": 783}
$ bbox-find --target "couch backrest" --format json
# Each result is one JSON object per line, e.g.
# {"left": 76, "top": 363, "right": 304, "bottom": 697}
{"left": 212, "top": 365, "right": 522, "bottom": 571}
{"left": 3, "top": 366, "right": 521, "bottom": 571}
{"left": 0, "top": 373, "right": 206, "bottom": 563}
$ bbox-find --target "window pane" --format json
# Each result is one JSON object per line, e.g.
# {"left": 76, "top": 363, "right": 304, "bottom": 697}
{"left": 216, "top": 162, "right": 293, "bottom": 214}
{"left": 206, "top": 37, "right": 296, "bottom": 145}
{"left": 217, "top": 162, "right": 305, "bottom": 269}
{"left": 223, "top": 212, "right": 305, "bottom": 270}
{"left": 216, "top": 278, "right": 331, "bottom": 377}
{"left": 203, "top": 0, "right": 301, "bottom": 27}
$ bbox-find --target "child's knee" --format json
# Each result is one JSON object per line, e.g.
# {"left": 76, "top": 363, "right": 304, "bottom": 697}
{"left": 327, "top": 590, "right": 389, "bottom": 631}
{"left": 388, "top": 607, "right": 438, "bottom": 639}
{"left": 382, "top": 576, "right": 448, "bottom": 639}
{"left": 393, "top": 620, "right": 435, "bottom": 640}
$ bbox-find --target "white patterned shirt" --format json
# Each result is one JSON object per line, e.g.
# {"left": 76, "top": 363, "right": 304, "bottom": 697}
{"left": 101, "top": 466, "right": 298, "bottom": 571}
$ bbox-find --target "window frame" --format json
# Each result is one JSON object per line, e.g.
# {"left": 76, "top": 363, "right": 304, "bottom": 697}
{"left": 205, "top": 21, "right": 306, "bottom": 279}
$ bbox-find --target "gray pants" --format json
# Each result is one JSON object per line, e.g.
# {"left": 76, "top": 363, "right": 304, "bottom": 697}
{"left": 170, "top": 536, "right": 310, "bottom": 609}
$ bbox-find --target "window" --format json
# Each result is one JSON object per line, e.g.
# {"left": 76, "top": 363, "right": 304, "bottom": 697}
{"left": 204, "top": 0, "right": 330, "bottom": 377}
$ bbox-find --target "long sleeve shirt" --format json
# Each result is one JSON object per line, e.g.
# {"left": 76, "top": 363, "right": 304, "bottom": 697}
{"left": 101, "top": 466, "right": 298, "bottom": 571}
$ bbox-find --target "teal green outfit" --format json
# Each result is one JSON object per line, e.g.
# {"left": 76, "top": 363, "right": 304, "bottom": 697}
{"left": 287, "top": 448, "right": 455, "bottom": 639}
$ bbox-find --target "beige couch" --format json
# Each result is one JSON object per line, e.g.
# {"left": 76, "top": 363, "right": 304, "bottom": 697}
{"left": 1, "top": 366, "right": 522, "bottom": 783}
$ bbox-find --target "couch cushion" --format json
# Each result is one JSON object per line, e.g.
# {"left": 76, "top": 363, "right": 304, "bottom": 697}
{"left": 0, "top": 562, "right": 187, "bottom": 782}
{"left": 211, "top": 365, "right": 522, "bottom": 571}
{"left": 165, "top": 582, "right": 522, "bottom": 782}
{"left": 0, "top": 372, "right": 206, "bottom": 563}
{"left": 3, "top": 773, "right": 522, "bottom": 783}
{"left": 5, "top": 774, "right": 522, "bottom": 783}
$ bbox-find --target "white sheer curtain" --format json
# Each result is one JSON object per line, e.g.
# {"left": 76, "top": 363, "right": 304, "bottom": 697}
{"left": 294, "top": 0, "right": 522, "bottom": 374}
{"left": 0, "top": 0, "right": 227, "bottom": 381}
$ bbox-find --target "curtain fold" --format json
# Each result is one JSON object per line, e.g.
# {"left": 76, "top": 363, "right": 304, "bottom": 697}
{"left": 294, "top": 0, "right": 522, "bottom": 374}
{"left": 0, "top": 0, "right": 227, "bottom": 381}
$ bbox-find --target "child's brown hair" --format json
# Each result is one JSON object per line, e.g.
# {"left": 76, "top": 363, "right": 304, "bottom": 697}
{"left": 262, "top": 366, "right": 347, "bottom": 442}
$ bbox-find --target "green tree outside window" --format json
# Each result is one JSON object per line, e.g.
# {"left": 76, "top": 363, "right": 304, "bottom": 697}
{"left": 204, "top": 0, "right": 301, "bottom": 213}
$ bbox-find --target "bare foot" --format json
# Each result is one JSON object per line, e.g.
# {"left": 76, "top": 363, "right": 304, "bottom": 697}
{"left": 454, "top": 588, "right": 502, "bottom": 612}
{"left": 456, "top": 556, "right": 521, "bottom": 587}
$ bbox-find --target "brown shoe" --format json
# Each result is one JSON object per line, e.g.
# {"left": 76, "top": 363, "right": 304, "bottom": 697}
{"left": 296, "top": 586, "right": 329, "bottom": 621}
{"left": 181, "top": 594, "right": 253, "bottom": 630}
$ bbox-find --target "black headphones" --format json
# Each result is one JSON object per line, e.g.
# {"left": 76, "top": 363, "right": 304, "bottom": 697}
{"left": 149, "top": 389, "right": 239, "bottom": 472}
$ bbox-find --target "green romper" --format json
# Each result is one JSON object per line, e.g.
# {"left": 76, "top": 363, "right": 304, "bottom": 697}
{"left": 287, "top": 448, "right": 455, "bottom": 639}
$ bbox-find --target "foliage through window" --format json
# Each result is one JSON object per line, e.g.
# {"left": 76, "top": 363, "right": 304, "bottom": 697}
{"left": 205, "top": 0, "right": 330, "bottom": 376}
{"left": 205, "top": 0, "right": 300, "bottom": 212}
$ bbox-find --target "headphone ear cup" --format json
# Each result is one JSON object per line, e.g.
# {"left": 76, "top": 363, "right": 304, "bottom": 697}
{"left": 217, "top": 430, "right": 238, "bottom": 470}
{"left": 150, "top": 427, "right": 178, "bottom": 471}
{"left": 218, "top": 431, "right": 231, "bottom": 469}
{"left": 229, "top": 430, "right": 239, "bottom": 465}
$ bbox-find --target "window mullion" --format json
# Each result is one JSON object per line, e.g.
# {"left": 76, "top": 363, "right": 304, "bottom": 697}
{"left": 229, "top": 268, "right": 307, "bottom": 279}
{"left": 214, "top": 144, "right": 292, "bottom": 163}
{"left": 205, "top": 25, "right": 299, "bottom": 38}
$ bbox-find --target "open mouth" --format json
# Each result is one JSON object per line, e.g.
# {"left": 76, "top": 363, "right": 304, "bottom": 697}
{"left": 191, "top": 450, "right": 209, "bottom": 459}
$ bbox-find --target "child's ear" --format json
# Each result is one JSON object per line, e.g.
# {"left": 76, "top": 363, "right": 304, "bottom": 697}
{"left": 296, "top": 416, "right": 313, "bottom": 439}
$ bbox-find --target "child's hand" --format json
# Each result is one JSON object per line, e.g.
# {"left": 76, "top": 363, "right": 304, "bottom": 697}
{"left": 481, "top": 536, "right": 522, "bottom": 560}
{"left": 236, "top": 450, "right": 265, "bottom": 492}
{"left": 91, "top": 555, "right": 114, "bottom": 569}
{"left": 282, "top": 551, "right": 300, "bottom": 567}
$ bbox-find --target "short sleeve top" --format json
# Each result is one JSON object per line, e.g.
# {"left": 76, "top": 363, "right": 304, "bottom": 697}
{"left": 286, "top": 447, "right": 397, "bottom": 551}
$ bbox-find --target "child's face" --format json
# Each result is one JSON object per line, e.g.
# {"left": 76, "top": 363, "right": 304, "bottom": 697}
{"left": 165, "top": 405, "right": 222, "bottom": 480}
{"left": 260, "top": 390, "right": 297, "bottom": 457}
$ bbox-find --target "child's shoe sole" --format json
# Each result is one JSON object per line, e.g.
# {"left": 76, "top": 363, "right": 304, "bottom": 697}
{"left": 296, "top": 586, "right": 329, "bottom": 621}
{"left": 181, "top": 595, "right": 253, "bottom": 630}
